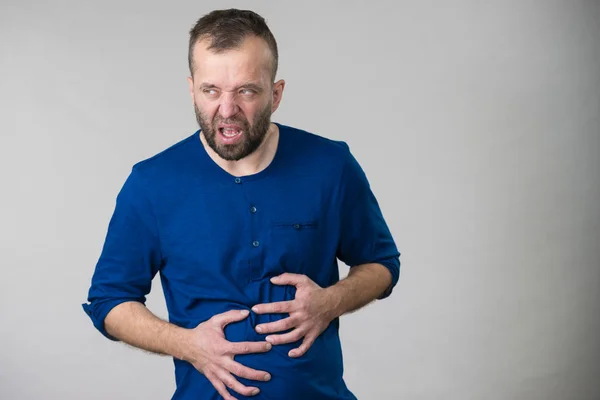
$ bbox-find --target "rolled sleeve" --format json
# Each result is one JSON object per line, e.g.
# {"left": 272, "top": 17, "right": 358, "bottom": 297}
{"left": 336, "top": 145, "right": 401, "bottom": 299}
{"left": 82, "top": 166, "right": 162, "bottom": 340}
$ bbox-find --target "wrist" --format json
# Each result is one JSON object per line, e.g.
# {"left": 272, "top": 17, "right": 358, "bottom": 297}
{"left": 163, "top": 324, "right": 193, "bottom": 362}
{"left": 323, "top": 285, "right": 345, "bottom": 319}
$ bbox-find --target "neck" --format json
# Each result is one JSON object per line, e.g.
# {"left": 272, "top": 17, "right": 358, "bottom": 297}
{"left": 200, "top": 123, "right": 279, "bottom": 177}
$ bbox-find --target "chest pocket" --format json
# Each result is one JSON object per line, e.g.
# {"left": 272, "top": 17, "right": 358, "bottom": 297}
{"left": 272, "top": 221, "right": 318, "bottom": 230}
{"left": 269, "top": 219, "right": 321, "bottom": 275}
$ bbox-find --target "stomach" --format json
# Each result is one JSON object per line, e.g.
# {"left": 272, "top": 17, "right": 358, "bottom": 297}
{"left": 164, "top": 274, "right": 353, "bottom": 399}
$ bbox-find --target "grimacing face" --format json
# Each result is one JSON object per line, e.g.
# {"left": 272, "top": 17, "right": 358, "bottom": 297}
{"left": 188, "top": 36, "right": 285, "bottom": 161}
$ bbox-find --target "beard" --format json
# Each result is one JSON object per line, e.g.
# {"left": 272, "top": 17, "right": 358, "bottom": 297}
{"left": 194, "top": 101, "right": 272, "bottom": 161}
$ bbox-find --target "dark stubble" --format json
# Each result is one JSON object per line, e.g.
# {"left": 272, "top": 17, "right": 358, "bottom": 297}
{"left": 194, "top": 101, "right": 272, "bottom": 161}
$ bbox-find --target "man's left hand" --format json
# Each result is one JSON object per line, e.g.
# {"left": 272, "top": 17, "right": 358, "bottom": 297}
{"left": 251, "top": 273, "right": 338, "bottom": 358}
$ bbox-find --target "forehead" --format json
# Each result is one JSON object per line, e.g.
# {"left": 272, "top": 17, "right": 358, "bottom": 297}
{"left": 192, "top": 36, "right": 273, "bottom": 85}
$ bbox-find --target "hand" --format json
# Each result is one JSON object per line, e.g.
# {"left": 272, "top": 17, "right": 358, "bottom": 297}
{"left": 251, "top": 273, "right": 338, "bottom": 358}
{"left": 184, "top": 309, "right": 272, "bottom": 400}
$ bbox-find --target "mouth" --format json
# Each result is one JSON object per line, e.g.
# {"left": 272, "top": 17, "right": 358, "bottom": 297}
{"left": 217, "top": 125, "right": 244, "bottom": 144}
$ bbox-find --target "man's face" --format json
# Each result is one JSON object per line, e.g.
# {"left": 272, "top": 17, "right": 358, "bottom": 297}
{"left": 188, "top": 36, "right": 284, "bottom": 161}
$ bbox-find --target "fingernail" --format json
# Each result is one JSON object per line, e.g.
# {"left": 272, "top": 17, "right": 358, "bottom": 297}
{"left": 265, "top": 336, "right": 273, "bottom": 343}
{"left": 264, "top": 373, "right": 271, "bottom": 381}
{"left": 289, "top": 350, "right": 297, "bottom": 357}
{"left": 265, "top": 342, "right": 272, "bottom": 350}
{"left": 255, "top": 325, "right": 262, "bottom": 333}
{"left": 240, "top": 310, "right": 249, "bottom": 316}
{"left": 252, "top": 388, "right": 260, "bottom": 395}
{"left": 251, "top": 306, "right": 258, "bottom": 312}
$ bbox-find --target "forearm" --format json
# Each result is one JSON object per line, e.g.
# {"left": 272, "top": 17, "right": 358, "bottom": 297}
{"left": 325, "top": 263, "right": 392, "bottom": 318}
{"left": 104, "top": 301, "right": 191, "bottom": 361}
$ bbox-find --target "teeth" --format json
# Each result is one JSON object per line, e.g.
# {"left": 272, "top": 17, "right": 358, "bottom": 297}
{"left": 221, "top": 128, "right": 241, "bottom": 138}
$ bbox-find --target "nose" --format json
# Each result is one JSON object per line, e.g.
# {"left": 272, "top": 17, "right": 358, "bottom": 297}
{"left": 217, "top": 92, "right": 240, "bottom": 119}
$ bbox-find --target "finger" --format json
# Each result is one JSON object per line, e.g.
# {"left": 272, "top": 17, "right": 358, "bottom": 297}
{"left": 255, "top": 316, "right": 296, "bottom": 334}
{"left": 252, "top": 300, "right": 295, "bottom": 314}
{"left": 212, "top": 309, "right": 250, "bottom": 329}
{"left": 218, "top": 370, "right": 260, "bottom": 397}
{"left": 226, "top": 360, "right": 271, "bottom": 382}
{"left": 229, "top": 341, "right": 272, "bottom": 355}
{"left": 270, "top": 273, "right": 307, "bottom": 286}
{"left": 289, "top": 332, "right": 318, "bottom": 358}
{"left": 206, "top": 372, "right": 238, "bottom": 400}
{"left": 265, "top": 328, "right": 305, "bottom": 345}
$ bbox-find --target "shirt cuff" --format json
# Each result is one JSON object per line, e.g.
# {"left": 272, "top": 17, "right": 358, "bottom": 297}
{"left": 374, "top": 256, "right": 401, "bottom": 299}
{"left": 82, "top": 298, "right": 138, "bottom": 341}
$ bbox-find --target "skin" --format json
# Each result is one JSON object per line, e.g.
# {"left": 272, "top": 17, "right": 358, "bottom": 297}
{"left": 104, "top": 35, "right": 393, "bottom": 400}
{"left": 187, "top": 35, "right": 285, "bottom": 177}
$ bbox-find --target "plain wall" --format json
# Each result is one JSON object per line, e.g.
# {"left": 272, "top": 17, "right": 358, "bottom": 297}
{"left": 1, "top": 1, "right": 598, "bottom": 399}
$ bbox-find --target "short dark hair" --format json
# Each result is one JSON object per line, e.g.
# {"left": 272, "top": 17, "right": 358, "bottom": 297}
{"left": 188, "top": 9, "right": 279, "bottom": 81}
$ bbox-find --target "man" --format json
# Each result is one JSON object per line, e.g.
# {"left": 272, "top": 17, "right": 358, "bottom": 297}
{"left": 82, "top": 8, "right": 400, "bottom": 400}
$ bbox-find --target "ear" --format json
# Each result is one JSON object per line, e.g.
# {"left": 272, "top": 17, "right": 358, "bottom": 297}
{"left": 187, "top": 76, "right": 195, "bottom": 105}
{"left": 271, "top": 79, "right": 286, "bottom": 114}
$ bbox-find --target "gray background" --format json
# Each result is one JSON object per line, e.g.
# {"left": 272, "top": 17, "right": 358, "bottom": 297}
{"left": 1, "top": 0, "right": 599, "bottom": 399}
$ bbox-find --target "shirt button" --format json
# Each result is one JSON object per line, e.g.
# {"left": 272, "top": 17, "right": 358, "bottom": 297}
{"left": 234, "top": 177, "right": 241, "bottom": 184}
{"left": 250, "top": 206, "right": 257, "bottom": 213}
{"left": 293, "top": 224, "right": 300, "bottom": 229}
{"left": 252, "top": 240, "right": 260, "bottom": 247}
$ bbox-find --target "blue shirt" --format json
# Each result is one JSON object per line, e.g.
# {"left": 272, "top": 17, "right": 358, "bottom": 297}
{"left": 82, "top": 123, "right": 400, "bottom": 400}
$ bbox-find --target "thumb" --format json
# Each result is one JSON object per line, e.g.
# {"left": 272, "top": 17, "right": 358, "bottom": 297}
{"left": 211, "top": 309, "right": 250, "bottom": 329}
{"left": 271, "top": 273, "right": 305, "bottom": 287}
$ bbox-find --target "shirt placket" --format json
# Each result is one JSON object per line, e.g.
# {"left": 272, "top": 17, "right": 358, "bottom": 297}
{"left": 234, "top": 176, "right": 263, "bottom": 282}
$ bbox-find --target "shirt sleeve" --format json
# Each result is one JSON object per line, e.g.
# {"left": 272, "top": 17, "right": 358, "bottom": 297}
{"left": 81, "top": 166, "right": 162, "bottom": 340}
{"left": 336, "top": 144, "right": 401, "bottom": 299}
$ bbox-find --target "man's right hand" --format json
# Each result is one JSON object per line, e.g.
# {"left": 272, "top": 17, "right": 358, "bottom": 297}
{"left": 183, "top": 309, "right": 272, "bottom": 399}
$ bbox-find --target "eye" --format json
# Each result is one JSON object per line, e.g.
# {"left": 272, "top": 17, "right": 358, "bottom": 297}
{"left": 202, "top": 89, "right": 218, "bottom": 96}
{"left": 240, "top": 89, "right": 256, "bottom": 95}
